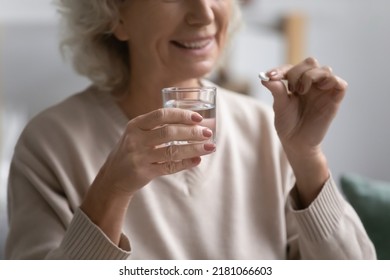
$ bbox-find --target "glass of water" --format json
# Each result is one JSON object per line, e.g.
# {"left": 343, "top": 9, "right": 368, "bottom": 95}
{"left": 162, "top": 86, "right": 216, "bottom": 144}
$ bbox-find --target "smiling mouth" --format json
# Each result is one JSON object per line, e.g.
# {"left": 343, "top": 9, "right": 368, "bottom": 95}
{"left": 171, "top": 39, "right": 213, "bottom": 50}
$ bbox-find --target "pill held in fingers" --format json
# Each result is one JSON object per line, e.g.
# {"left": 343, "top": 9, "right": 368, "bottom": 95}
{"left": 258, "top": 72, "right": 270, "bottom": 82}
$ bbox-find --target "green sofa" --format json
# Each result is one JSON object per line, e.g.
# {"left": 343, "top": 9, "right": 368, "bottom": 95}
{"left": 340, "top": 173, "right": 390, "bottom": 260}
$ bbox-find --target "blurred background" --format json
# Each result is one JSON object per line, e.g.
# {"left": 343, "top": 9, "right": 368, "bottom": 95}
{"left": 1, "top": 0, "right": 389, "bottom": 259}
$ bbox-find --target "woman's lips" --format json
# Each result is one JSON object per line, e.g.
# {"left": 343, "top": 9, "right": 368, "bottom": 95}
{"left": 171, "top": 38, "right": 213, "bottom": 49}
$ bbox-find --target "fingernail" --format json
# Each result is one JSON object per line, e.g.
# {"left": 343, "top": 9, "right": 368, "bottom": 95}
{"left": 204, "top": 143, "right": 216, "bottom": 152}
{"left": 268, "top": 70, "right": 278, "bottom": 77}
{"left": 191, "top": 157, "right": 201, "bottom": 164}
{"left": 191, "top": 113, "right": 203, "bottom": 122}
{"left": 268, "top": 70, "right": 284, "bottom": 81}
{"left": 202, "top": 128, "right": 213, "bottom": 138}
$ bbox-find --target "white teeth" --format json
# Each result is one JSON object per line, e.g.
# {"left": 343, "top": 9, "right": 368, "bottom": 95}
{"left": 177, "top": 40, "right": 211, "bottom": 49}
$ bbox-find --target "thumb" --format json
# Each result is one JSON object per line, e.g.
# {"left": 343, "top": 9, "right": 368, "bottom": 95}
{"left": 261, "top": 80, "right": 290, "bottom": 110}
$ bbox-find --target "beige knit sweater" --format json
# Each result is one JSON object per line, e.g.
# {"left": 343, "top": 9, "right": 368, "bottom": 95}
{"left": 5, "top": 82, "right": 376, "bottom": 259}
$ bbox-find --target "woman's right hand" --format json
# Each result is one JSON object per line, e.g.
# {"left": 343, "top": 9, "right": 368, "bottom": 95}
{"left": 80, "top": 108, "right": 215, "bottom": 244}
{"left": 95, "top": 107, "right": 215, "bottom": 196}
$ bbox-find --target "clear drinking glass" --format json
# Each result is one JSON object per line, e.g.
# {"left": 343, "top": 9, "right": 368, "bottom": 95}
{"left": 162, "top": 86, "right": 217, "bottom": 144}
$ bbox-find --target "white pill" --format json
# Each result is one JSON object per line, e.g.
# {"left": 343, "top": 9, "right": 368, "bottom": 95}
{"left": 258, "top": 72, "right": 270, "bottom": 82}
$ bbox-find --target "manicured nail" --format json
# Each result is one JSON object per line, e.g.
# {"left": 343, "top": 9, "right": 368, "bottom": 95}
{"left": 268, "top": 70, "right": 278, "bottom": 77}
{"left": 204, "top": 143, "right": 216, "bottom": 152}
{"left": 268, "top": 70, "right": 284, "bottom": 80}
{"left": 191, "top": 113, "right": 203, "bottom": 122}
{"left": 202, "top": 128, "right": 213, "bottom": 138}
{"left": 191, "top": 157, "right": 201, "bottom": 164}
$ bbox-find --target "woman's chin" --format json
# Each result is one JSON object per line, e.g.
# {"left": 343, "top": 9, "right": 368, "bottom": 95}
{"left": 182, "top": 63, "right": 215, "bottom": 80}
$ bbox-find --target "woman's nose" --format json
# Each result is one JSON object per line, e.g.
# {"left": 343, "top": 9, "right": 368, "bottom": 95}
{"left": 185, "top": 0, "right": 215, "bottom": 26}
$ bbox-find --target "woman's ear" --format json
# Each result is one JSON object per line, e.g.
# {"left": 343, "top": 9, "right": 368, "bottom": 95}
{"left": 113, "top": 19, "right": 129, "bottom": 41}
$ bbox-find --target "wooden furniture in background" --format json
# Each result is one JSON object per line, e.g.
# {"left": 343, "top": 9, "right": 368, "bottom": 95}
{"left": 214, "top": 10, "right": 307, "bottom": 94}
{"left": 283, "top": 12, "right": 307, "bottom": 65}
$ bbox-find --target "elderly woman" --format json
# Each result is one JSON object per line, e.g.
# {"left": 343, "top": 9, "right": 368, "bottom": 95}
{"left": 6, "top": 0, "right": 375, "bottom": 259}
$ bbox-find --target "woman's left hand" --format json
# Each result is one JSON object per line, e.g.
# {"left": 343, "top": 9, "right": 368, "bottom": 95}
{"left": 262, "top": 57, "right": 347, "bottom": 156}
{"left": 261, "top": 57, "right": 348, "bottom": 206}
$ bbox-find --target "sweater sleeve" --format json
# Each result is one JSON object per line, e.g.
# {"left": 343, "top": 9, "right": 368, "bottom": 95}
{"left": 47, "top": 209, "right": 130, "bottom": 259}
{"left": 5, "top": 108, "right": 132, "bottom": 260}
{"left": 6, "top": 153, "right": 131, "bottom": 260}
{"left": 287, "top": 175, "right": 377, "bottom": 259}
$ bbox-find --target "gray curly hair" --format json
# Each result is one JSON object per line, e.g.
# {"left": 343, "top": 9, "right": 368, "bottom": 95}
{"left": 55, "top": 0, "right": 242, "bottom": 91}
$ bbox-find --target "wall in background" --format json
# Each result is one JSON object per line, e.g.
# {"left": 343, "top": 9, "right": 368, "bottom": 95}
{"left": 240, "top": 0, "right": 390, "bottom": 182}
{"left": 0, "top": 0, "right": 89, "bottom": 259}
